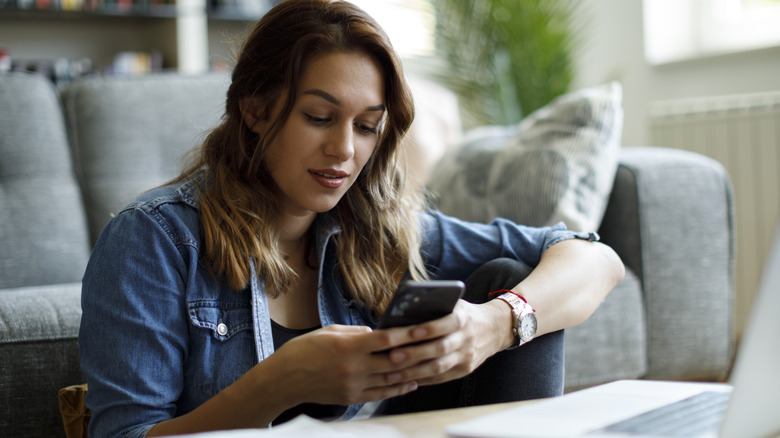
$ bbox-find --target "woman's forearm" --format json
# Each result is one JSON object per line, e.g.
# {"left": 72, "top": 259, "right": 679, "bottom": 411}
{"left": 512, "top": 239, "right": 625, "bottom": 337}
{"left": 146, "top": 357, "right": 295, "bottom": 435}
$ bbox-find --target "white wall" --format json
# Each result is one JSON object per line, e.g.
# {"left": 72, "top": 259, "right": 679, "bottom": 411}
{"left": 571, "top": 0, "right": 780, "bottom": 146}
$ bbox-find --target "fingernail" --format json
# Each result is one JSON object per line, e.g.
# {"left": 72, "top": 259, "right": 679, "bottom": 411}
{"left": 387, "top": 372, "right": 402, "bottom": 383}
{"left": 406, "top": 381, "right": 418, "bottom": 392}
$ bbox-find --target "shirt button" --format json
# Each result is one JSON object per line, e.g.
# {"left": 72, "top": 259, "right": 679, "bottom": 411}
{"left": 217, "top": 323, "right": 228, "bottom": 336}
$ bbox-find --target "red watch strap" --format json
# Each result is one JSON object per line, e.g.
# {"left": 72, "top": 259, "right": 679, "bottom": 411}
{"left": 488, "top": 289, "right": 535, "bottom": 311}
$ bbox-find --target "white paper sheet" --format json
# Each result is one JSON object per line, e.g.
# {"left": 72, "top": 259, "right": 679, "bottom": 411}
{"left": 165, "top": 415, "right": 405, "bottom": 438}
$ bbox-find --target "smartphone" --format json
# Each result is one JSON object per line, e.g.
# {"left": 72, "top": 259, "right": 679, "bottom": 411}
{"left": 376, "top": 280, "right": 465, "bottom": 329}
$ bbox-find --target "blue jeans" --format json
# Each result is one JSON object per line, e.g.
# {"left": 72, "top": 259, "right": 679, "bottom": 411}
{"left": 374, "top": 258, "right": 565, "bottom": 415}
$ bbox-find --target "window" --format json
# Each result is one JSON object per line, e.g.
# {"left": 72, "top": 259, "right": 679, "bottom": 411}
{"left": 349, "top": 0, "right": 436, "bottom": 58}
{"left": 643, "top": 0, "right": 780, "bottom": 64}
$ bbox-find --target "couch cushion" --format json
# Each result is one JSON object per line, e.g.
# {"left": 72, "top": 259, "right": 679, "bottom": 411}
{"left": 427, "top": 82, "right": 623, "bottom": 232}
{"left": 0, "top": 282, "right": 84, "bottom": 438}
{"left": 0, "top": 72, "right": 91, "bottom": 288}
{"left": 616, "top": 147, "right": 735, "bottom": 381}
{"left": 61, "top": 73, "right": 229, "bottom": 244}
{"left": 564, "top": 268, "right": 647, "bottom": 390}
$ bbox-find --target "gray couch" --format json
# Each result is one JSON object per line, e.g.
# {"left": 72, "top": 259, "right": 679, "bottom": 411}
{"left": 0, "top": 71, "right": 735, "bottom": 437}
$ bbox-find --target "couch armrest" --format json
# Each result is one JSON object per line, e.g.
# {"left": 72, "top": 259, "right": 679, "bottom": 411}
{"left": 598, "top": 146, "right": 735, "bottom": 381}
{"left": 0, "top": 283, "right": 85, "bottom": 438}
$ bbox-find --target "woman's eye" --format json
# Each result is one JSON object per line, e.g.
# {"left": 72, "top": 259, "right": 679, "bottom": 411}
{"left": 355, "top": 123, "right": 378, "bottom": 135}
{"left": 305, "top": 114, "right": 330, "bottom": 125}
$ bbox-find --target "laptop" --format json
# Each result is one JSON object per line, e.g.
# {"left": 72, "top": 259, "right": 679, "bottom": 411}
{"left": 448, "top": 225, "right": 780, "bottom": 438}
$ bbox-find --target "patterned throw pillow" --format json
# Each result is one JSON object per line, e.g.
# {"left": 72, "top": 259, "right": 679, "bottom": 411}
{"left": 427, "top": 82, "right": 623, "bottom": 232}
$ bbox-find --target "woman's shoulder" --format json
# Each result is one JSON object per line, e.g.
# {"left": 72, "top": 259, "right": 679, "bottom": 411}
{"left": 119, "top": 173, "right": 204, "bottom": 217}
{"left": 102, "top": 174, "right": 205, "bottom": 246}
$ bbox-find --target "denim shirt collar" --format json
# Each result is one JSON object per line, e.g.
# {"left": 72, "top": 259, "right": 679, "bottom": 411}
{"left": 245, "top": 219, "right": 344, "bottom": 363}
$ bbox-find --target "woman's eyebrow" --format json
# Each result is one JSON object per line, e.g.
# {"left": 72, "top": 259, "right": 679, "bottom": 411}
{"left": 303, "top": 88, "right": 385, "bottom": 112}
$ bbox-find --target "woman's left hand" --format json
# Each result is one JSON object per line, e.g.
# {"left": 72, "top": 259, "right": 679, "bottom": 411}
{"left": 380, "top": 299, "right": 513, "bottom": 387}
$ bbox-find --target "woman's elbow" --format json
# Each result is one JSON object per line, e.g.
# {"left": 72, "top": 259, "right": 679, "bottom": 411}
{"left": 597, "top": 241, "right": 625, "bottom": 296}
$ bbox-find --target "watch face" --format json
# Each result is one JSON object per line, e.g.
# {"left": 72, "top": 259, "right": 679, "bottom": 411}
{"left": 520, "top": 313, "right": 537, "bottom": 341}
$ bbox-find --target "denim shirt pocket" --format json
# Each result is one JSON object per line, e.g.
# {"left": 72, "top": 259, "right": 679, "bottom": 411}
{"left": 185, "top": 300, "right": 255, "bottom": 404}
{"left": 188, "top": 300, "right": 254, "bottom": 340}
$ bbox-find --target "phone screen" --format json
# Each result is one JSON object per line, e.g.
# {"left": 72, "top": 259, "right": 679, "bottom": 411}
{"left": 376, "top": 280, "right": 465, "bottom": 329}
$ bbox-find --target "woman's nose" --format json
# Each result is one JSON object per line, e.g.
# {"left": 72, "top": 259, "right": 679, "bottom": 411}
{"left": 323, "top": 123, "right": 355, "bottom": 161}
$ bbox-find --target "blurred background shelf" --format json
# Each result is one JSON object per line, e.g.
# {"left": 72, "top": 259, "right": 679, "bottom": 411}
{"left": 0, "top": 0, "right": 269, "bottom": 83}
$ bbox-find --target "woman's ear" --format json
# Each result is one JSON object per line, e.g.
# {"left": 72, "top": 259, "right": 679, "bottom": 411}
{"left": 239, "top": 97, "right": 266, "bottom": 134}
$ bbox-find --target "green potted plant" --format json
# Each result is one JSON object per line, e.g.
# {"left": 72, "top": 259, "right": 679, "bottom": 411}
{"left": 431, "top": 0, "right": 582, "bottom": 128}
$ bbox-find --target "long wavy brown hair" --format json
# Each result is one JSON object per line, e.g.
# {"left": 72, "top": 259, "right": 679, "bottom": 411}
{"left": 174, "top": 0, "right": 429, "bottom": 316}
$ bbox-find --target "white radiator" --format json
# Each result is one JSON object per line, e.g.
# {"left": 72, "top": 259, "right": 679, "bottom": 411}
{"left": 649, "top": 92, "right": 780, "bottom": 337}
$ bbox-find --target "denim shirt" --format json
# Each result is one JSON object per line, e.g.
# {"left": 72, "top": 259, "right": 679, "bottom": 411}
{"left": 79, "top": 175, "right": 589, "bottom": 438}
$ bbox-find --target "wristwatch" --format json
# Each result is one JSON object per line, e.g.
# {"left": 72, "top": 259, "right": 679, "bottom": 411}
{"left": 495, "top": 292, "right": 537, "bottom": 349}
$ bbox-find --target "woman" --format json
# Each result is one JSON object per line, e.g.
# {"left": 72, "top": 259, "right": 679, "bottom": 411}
{"left": 79, "top": 1, "right": 625, "bottom": 436}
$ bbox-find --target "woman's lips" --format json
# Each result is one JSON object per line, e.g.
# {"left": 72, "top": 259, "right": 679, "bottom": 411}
{"left": 309, "top": 169, "right": 349, "bottom": 189}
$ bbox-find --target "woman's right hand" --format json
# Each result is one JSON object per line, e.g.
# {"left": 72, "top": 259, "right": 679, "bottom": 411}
{"left": 268, "top": 324, "right": 420, "bottom": 407}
